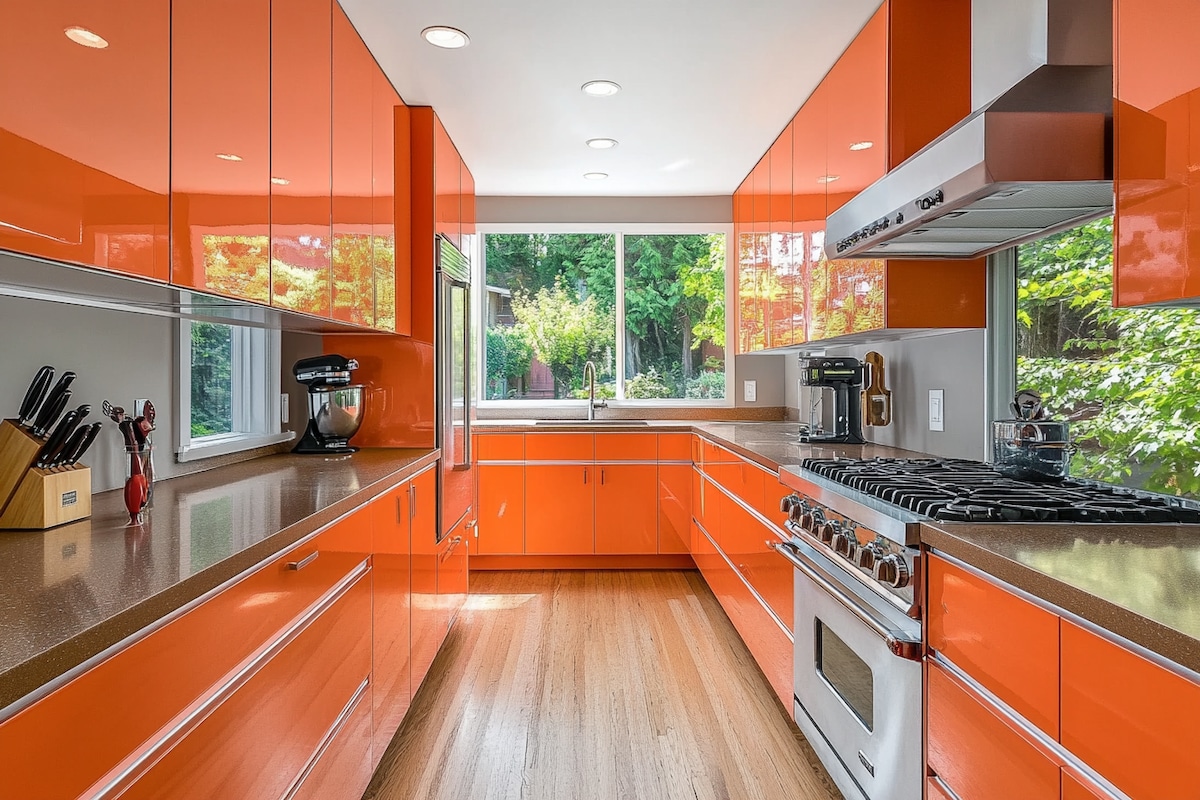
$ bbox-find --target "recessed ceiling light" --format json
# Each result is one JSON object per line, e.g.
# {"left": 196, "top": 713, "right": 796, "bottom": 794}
{"left": 270, "top": 176, "right": 290, "bottom": 186}
{"left": 817, "top": 175, "right": 840, "bottom": 184}
{"left": 849, "top": 141, "right": 874, "bottom": 151}
{"left": 65, "top": 26, "right": 108, "bottom": 49}
{"left": 215, "top": 153, "right": 243, "bottom": 162}
{"left": 586, "top": 138, "right": 619, "bottom": 150}
{"left": 581, "top": 80, "right": 621, "bottom": 98}
{"left": 422, "top": 26, "right": 469, "bottom": 49}
{"left": 583, "top": 172, "right": 609, "bottom": 181}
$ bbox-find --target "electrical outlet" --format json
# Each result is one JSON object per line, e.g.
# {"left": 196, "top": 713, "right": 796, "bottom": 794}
{"left": 281, "top": 393, "right": 290, "bottom": 425}
{"left": 929, "top": 389, "right": 945, "bottom": 432}
{"left": 743, "top": 380, "right": 757, "bottom": 403}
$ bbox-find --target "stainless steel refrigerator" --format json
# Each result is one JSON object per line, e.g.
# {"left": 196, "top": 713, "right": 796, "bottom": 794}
{"left": 436, "top": 235, "right": 475, "bottom": 545}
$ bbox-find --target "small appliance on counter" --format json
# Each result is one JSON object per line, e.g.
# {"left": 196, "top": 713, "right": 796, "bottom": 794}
{"left": 992, "top": 389, "right": 1072, "bottom": 481}
{"left": 292, "top": 354, "right": 365, "bottom": 454}
{"left": 798, "top": 356, "right": 867, "bottom": 444}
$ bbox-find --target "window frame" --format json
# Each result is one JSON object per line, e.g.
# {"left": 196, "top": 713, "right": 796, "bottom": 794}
{"left": 474, "top": 222, "right": 736, "bottom": 408}
{"left": 175, "top": 318, "right": 293, "bottom": 462}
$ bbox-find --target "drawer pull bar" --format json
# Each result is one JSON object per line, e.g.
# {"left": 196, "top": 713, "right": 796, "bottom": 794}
{"left": 287, "top": 551, "right": 319, "bottom": 571}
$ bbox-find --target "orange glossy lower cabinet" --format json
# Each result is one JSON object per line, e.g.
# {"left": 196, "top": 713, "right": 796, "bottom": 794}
{"left": 477, "top": 464, "right": 525, "bottom": 555}
{"left": 525, "top": 464, "right": 595, "bottom": 554}
{"left": 120, "top": 570, "right": 372, "bottom": 799}
{"left": 926, "top": 660, "right": 1060, "bottom": 800}
{"left": 371, "top": 482, "right": 412, "bottom": 755}
{"left": 926, "top": 777, "right": 955, "bottom": 800}
{"left": 438, "top": 514, "right": 470, "bottom": 631}
{"left": 409, "top": 469, "right": 441, "bottom": 695}
{"left": 1061, "top": 620, "right": 1200, "bottom": 800}
{"left": 1062, "top": 770, "right": 1114, "bottom": 800}
{"left": 718, "top": 492, "right": 793, "bottom": 630}
{"left": 657, "top": 464, "right": 691, "bottom": 554}
{"left": 291, "top": 680, "right": 373, "bottom": 800}
{"left": 595, "top": 464, "right": 658, "bottom": 554}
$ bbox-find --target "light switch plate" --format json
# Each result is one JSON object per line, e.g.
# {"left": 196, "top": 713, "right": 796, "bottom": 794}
{"left": 743, "top": 380, "right": 757, "bottom": 402}
{"left": 281, "top": 393, "right": 290, "bottom": 425}
{"left": 929, "top": 389, "right": 945, "bottom": 432}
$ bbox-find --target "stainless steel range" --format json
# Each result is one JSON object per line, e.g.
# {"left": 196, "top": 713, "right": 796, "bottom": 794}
{"left": 772, "top": 456, "right": 1200, "bottom": 800}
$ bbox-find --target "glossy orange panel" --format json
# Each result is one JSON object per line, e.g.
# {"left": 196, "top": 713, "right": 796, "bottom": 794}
{"left": 1114, "top": 0, "right": 1200, "bottom": 306}
{"left": 925, "top": 778, "right": 954, "bottom": 800}
{"left": 717, "top": 491, "right": 792, "bottom": 629}
{"left": 692, "top": 468, "right": 711, "bottom": 534}
{"left": 730, "top": 460, "right": 766, "bottom": 514}
{"left": 471, "top": 555, "right": 694, "bottom": 571}
{"left": 170, "top": 0, "right": 270, "bottom": 301}
{"left": 408, "top": 107, "right": 437, "bottom": 343}
{"left": 1062, "top": 770, "right": 1114, "bottom": 800}
{"left": 926, "top": 660, "right": 1061, "bottom": 800}
{"left": 594, "top": 433, "right": 657, "bottom": 461}
{"left": 657, "top": 464, "right": 691, "bottom": 554}
{"left": 657, "top": 433, "right": 692, "bottom": 462}
{"left": 795, "top": 80, "right": 829, "bottom": 343}
{"left": 0, "top": 513, "right": 370, "bottom": 799}
{"left": 387, "top": 99, "right": 410, "bottom": 335}
{"left": 476, "top": 433, "right": 524, "bottom": 461}
{"left": 433, "top": 116, "right": 460, "bottom": 249}
{"left": 460, "top": 160, "right": 476, "bottom": 258}
{"left": 118, "top": 573, "right": 371, "bottom": 799}
{"left": 438, "top": 516, "right": 469, "bottom": 628}
{"left": 1061, "top": 620, "right": 1200, "bottom": 800}
{"left": 322, "top": 335, "right": 435, "bottom": 448}
{"left": 768, "top": 123, "right": 795, "bottom": 347}
{"left": 332, "top": 7, "right": 375, "bottom": 327}
{"left": 927, "top": 555, "right": 1060, "bottom": 737}
{"left": 0, "top": 3, "right": 170, "bottom": 280}
{"left": 291, "top": 683, "right": 373, "bottom": 800}
{"left": 595, "top": 464, "right": 658, "bottom": 555}
{"left": 371, "top": 484, "right": 411, "bottom": 753}
{"left": 524, "top": 464, "right": 594, "bottom": 555}
{"left": 409, "top": 468, "right": 440, "bottom": 694}
{"left": 885, "top": 260, "right": 987, "bottom": 328}
{"left": 826, "top": 4, "right": 887, "bottom": 207}
{"left": 270, "top": 0, "right": 332, "bottom": 317}
{"left": 477, "top": 465, "right": 525, "bottom": 555}
{"left": 524, "top": 433, "right": 593, "bottom": 461}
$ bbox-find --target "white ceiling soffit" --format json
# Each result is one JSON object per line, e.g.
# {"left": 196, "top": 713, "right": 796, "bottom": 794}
{"left": 340, "top": 0, "right": 883, "bottom": 197}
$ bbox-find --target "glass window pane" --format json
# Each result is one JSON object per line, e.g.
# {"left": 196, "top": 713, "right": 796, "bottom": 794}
{"left": 191, "top": 321, "right": 234, "bottom": 437}
{"left": 816, "top": 621, "right": 874, "bottom": 731}
{"left": 623, "top": 234, "right": 726, "bottom": 399}
{"left": 482, "top": 233, "right": 616, "bottom": 400}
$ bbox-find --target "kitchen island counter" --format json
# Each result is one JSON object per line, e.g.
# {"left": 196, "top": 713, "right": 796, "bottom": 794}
{"left": 0, "top": 448, "right": 438, "bottom": 715}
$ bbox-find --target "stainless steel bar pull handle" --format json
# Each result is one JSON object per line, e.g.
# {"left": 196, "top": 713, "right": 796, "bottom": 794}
{"left": 583, "top": 468, "right": 588, "bottom": 484}
{"left": 410, "top": 483, "right": 417, "bottom": 519}
{"left": 287, "top": 551, "right": 319, "bottom": 571}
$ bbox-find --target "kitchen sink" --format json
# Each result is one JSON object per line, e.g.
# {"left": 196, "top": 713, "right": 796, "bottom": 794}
{"left": 531, "top": 419, "right": 650, "bottom": 426}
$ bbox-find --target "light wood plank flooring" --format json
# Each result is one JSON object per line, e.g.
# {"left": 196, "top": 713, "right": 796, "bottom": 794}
{"left": 364, "top": 570, "right": 841, "bottom": 800}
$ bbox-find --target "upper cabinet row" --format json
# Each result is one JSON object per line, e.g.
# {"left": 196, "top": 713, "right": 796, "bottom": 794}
{"left": 733, "top": 0, "right": 986, "bottom": 353}
{"left": 0, "top": 0, "right": 474, "bottom": 335}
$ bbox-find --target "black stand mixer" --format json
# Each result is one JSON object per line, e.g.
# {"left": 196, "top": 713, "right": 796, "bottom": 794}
{"left": 799, "top": 356, "right": 867, "bottom": 444}
{"left": 292, "top": 355, "right": 365, "bottom": 454}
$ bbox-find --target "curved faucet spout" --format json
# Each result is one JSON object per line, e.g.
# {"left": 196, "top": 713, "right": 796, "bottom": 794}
{"left": 583, "top": 360, "right": 606, "bottom": 421}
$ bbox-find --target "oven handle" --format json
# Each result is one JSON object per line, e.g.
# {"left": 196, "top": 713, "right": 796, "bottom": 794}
{"left": 769, "top": 540, "right": 922, "bottom": 662}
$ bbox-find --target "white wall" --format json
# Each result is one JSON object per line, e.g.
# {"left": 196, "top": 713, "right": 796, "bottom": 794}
{"left": 477, "top": 195, "right": 732, "bottom": 225}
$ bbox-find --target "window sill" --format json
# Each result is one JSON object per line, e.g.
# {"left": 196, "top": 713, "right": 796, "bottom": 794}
{"left": 176, "top": 431, "right": 296, "bottom": 463}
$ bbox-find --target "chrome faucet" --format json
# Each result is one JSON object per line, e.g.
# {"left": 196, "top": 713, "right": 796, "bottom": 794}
{"left": 584, "top": 360, "right": 607, "bottom": 421}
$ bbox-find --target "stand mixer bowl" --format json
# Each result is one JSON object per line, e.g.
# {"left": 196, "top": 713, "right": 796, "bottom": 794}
{"left": 309, "top": 385, "right": 365, "bottom": 441}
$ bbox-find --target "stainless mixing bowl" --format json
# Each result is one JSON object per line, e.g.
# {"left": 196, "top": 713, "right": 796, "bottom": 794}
{"left": 309, "top": 385, "right": 365, "bottom": 441}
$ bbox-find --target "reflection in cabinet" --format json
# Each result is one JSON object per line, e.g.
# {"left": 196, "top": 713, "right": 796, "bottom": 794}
{"left": 438, "top": 515, "right": 470, "bottom": 631}
{"left": 657, "top": 464, "right": 691, "bottom": 554}
{"left": 375, "top": 81, "right": 404, "bottom": 334}
{"left": 525, "top": 464, "right": 595, "bottom": 555}
{"left": 477, "top": 465, "right": 525, "bottom": 555}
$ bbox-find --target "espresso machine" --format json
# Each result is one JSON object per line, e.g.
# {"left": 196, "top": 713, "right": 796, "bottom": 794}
{"left": 798, "top": 356, "right": 866, "bottom": 444}
{"left": 292, "top": 354, "right": 365, "bottom": 454}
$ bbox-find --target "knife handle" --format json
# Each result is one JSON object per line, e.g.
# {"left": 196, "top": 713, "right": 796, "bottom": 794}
{"left": 50, "top": 424, "right": 90, "bottom": 469}
{"left": 32, "top": 389, "right": 71, "bottom": 438}
{"left": 18, "top": 365, "right": 54, "bottom": 427}
{"left": 37, "top": 409, "right": 79, "bottom": 468}
{"left": 62, "top": 422, "right": 103, "bottom": 467}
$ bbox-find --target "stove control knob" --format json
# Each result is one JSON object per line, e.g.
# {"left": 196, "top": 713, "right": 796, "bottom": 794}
{"left": 819, "top": 519, "right": 841, "bottom": 545}
{"left": 800, "top": 507, "right": 822, "bottom": 533}
{"left": 856, "top": 543, "right": 882, "bottom": 571}
{"left": 779, "top": 495, "right": 797, "bottom": 514}
{"left": 874, "top": 554, "right": 911, "bottom": 589}
{"left": 832, "top": 530, "right": 858, "bottom": 560}
{"left": 787, "top": 498, "right": 809, "bottom": 524}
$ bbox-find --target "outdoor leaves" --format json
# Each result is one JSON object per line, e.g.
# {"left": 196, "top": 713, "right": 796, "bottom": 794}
{"left": 511, "top": 278, "right": 614, "bottom": 398}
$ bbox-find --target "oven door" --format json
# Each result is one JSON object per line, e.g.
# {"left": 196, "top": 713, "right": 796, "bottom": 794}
{"left": 774, "top": 539, "right": 922, "bottom": 800}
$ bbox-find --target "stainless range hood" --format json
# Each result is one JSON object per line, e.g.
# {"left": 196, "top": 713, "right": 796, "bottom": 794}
{"left": 826, "top": 0, "right": 1114, "bottom": 260}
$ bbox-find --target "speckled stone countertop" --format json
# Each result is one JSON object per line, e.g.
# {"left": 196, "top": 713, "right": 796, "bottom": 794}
{"left": 922, "top": 522, "right": 1200, "bottom": 676}
{"left": 0, "top": 448, "right": 437, "bottom": 714}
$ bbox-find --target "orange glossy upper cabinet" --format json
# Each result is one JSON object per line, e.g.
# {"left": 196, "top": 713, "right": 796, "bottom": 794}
{"left": 460, "top": 159, "right": 477, "bottom": 261}
{"left": 407, "top": 106, "right": 439, "bottom": 343}
{"left": 793, "top": 81, "right": 827, "bottom": 343}
{"left": 1113, "top": 0, "right": 1200, "bottom": 306}
{"left": 171, "top": 0, "right": 271, "bottom": 301}
{"left": 376, "top": 81, "right": 405, "bottom": 334}
{"left": 737, "top": 154, "right": 770, "bottom": 353}
{"left": 768, "top": 122, "right": 795, "bottom": 348}
{"left": 270, "top": 0, "right": 333, "bottom": 317}
{"left": 331, "top": 7, "right": 375, "bottom": 327}
{"left": 433, "top": 116, "right": 461, "bottom": 250}
{"left": 0, "top": 3, "right": 169, "bottom": 280}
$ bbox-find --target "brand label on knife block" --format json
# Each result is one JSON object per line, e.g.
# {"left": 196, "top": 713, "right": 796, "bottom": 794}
{"left": 61, "top": 490, "right": 77, "bottom": 507}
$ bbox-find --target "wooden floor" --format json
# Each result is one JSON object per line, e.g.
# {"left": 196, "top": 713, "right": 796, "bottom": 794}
{"left": 364, "top": 570, "right": 842, "bottom": 800}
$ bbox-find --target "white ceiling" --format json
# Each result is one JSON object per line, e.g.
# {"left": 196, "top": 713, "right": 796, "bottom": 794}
{"left": 341, "top": 0, "right": 883, "bottom": 197}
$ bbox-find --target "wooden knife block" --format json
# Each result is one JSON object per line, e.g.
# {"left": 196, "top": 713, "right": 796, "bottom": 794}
{"left": 0, "top": 419, "right": 92, "bottom": 530}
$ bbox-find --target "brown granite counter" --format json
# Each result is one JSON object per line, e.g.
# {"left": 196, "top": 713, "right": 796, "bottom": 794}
{"left": 0, "top": 448, "right": 438, "bottom": 714}
{"left": 922, "top": 522, "right": 1200, "bottom": 676}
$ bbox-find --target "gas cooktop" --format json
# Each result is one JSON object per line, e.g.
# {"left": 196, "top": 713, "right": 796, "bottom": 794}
{"left": 799, "top": 457, "right": 1200, "bottom": 524}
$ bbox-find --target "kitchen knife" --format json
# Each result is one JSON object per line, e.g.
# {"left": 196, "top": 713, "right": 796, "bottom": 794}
{"left": 60, "top": 422, "right": 102, "bottom": 468}
{"left": 17, "top": 365, "right": 53, "bottom": 426}
{"left": 49, "top": 424, "right": 90, "bottom": 469}
{"left": 36, "top": 407, "right": 80, "bottom": 468}
{"left": 31, "top": 388, "right": 71, "bottom": 439}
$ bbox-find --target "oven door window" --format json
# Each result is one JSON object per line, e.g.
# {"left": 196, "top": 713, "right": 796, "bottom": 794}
{"left": 816, "top": 620, "right": 874, "bottom": 731}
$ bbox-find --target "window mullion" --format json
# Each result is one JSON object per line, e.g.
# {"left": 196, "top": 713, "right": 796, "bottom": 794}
{"left": 614, "top": 231, "right": 625, "bottom": 401}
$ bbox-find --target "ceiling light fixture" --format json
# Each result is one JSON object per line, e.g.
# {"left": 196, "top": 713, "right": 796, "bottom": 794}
{"left": 421, "top": 26, "right": 469, "bottom": 49}
{"left": 817, "top": 175, "right": 840, "bottom": 184}
{"left": 270, "top": 177, "right": 290, "bottom": 186}
{"left": 215, "top": 153, "right": 243, "bottom": 162}
{"left": 848, "top": 141, "right": 874, "bottom": 151}
{"left": 581, "top": 80, "right": 621, "bottom": 98}
{"left": 64, "top": 26, "right": 108, "bottom": 49}
{"left": 586, "top": 138, "right": 619, "bottom": 150}
{"left": 583, "top": 172, "right": 609, "bottom": 181}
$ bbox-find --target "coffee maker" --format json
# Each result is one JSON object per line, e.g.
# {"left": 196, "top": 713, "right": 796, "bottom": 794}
{"left": 798, "top": 356, "right": 866, "bottom": 444}
{"left": 292, "top": 354, "right": 365, "bottom": 454}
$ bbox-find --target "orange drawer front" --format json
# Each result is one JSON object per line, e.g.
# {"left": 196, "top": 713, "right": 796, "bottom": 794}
{"left": 476, "top": 433, "right": 523, "bottom": 461}
{"left": 658, "top": 464, "right": 691, "bottom": 554}
{"left": 0, "top": 511, "right": 371, "bottom": 800}
{"left": 926, "top": 777, "right": 955, "bottom": 800}
{"left": 1062, "top": 769, "right": 1116, "bottom": 800}
{"left": 524, "top": 432, "right": 593, "bottom": 461}
{"left": 657, "top": 432, "right": 692, "bottom": 461}
{"left": 926, "top": 555, "right": 1060, "bottom": 737}
{"left": 291, "top": 681, "right": 373, "bottom": 800}
{"left": 1061, "top": 620, "right": 1200, "bottom": 800}
{"left": 119, "top": 570, "right": 373, "bottom": 799}
{"left": 926, "top": 660, "right": 1060, "bottom": 800}
{"left": 594, "top": 432, "right": 657, "bottom": 461}
{"left": 718, "top": 493, "right": 792, "bottom": 630}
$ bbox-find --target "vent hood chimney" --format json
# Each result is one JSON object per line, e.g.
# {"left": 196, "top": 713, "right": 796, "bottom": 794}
{"left": 826, "top": 0, "right": 1113, "bottom": 260}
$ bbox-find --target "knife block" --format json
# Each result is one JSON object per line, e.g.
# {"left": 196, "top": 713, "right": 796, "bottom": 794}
{"left": 0, "top": 419, "right": 92, "bottom": 530}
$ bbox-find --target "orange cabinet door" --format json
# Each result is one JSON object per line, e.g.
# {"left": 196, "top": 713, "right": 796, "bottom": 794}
{"left": 926, "top": 660, "right": 1060, "bottom": 800}
{"left": 594, "top": 432, "right": 657, "bottom": 461}
{"left": 433, "top": 116, "right": 460, "bottom": 249}
{"left": 477, "top": 464, "right": 525, "bottom": 555}
{"left": 1061, "top": 620, "right": 1200, "bottom": 800}
{"left": 291, "top": 681, "right": 373, "bottom": 800}
{"left": 460, "top": 159, "right": 476, "bottom": 257}
{"left": 524, "top": 432, "right": 593, "bottom": 461}
{"left": 595, "top": 464, "right": 658, "bottom": 555}
{"left": 408, "top": 468, "right": 440, "bottom": 694}
{"left": 476, "top": 433, "right": 524, "bottom": 461}
{"left": 718, "top": 493, "right": 793, "bottom": 630}
{"left": 270, "top": 0, "right": 332, "bottom": 316}
{"left": 524, "top": 464, "right": 594, "bottom": 555}
{"left": 925, "top": 777, "right": 955, "bottom": 800}
{"left": 658, "top": 433, "right": 692, "bottom": 462}
{"left": 373, "top": 78, "right": 402, "bottom": 332}
{"left": 0, "top": 2, "right": 170, "bottom": 280}
{"left": 658, "top": 464, "right": 691, "bottom": 554}
{"left": 1062, "top": 770, "right": 1117, "bottom": 800}
{"left": 768, "top": 121, "right": 795, "bottom": 347}
{"left": 437, "top": 517, "right": 470, "bottom": 629}
{"left": 170, "top": 0, "right": 271, "bottom": 302}
{"left": 371, "top": 483, "right": 412, "bottom": 754}
{"left": 793, "top": 78, "right": 828, "bottom": 343}
{"left": 926, "top": 555, "right": 1060, "bottom": 738}
{"left": 331, "top": 6, "right": 375, "bottom": 326}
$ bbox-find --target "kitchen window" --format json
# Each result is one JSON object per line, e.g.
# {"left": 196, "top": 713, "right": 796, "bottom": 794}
{"left": 1015, "top": 216, "right": 1200, "bottom": 499}
{"left": 478, "top": 227, "right": 730, "bottom": 404}
{"left": 176, "top": 320, "right": 291, "bottom": 461}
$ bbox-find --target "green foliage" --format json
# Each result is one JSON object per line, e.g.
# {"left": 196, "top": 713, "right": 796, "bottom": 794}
{"left": 485, "top": 326, "right": 533, "bottom": 399}
{"left": 625, "top": 368, "right": 674, "bottom": 399}
{"left": 511, "top": 277, "right": 614, "bottom": 398}
{"left": 1017, "top": 217, "right": 1200, "bottom": 497}
{"left": 685, "top": 370, "right": 726, "bottom": 400}
{"left": 191, "top": 322, "right": 233, "bottom": 437}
